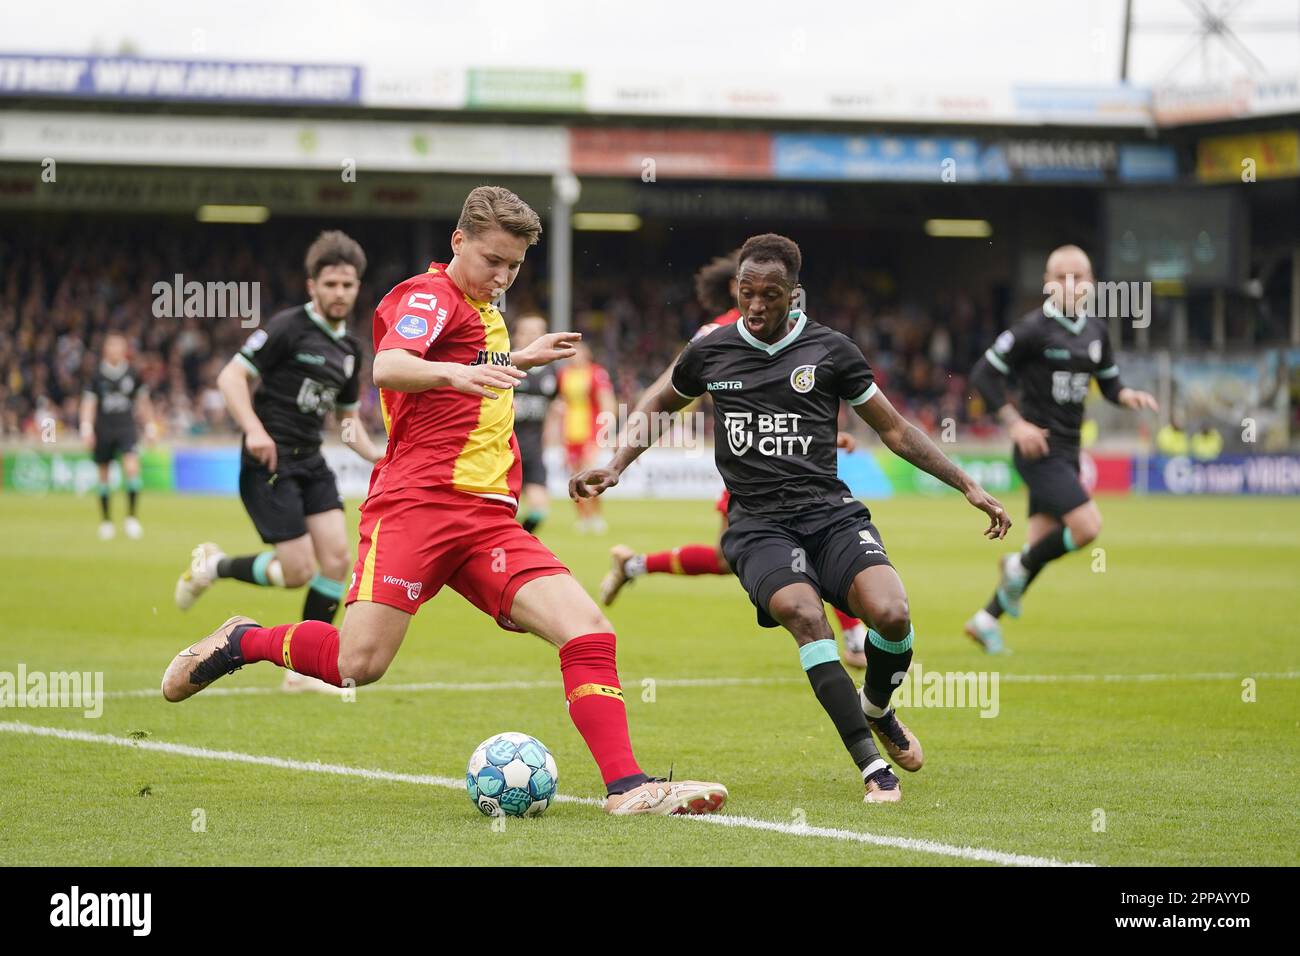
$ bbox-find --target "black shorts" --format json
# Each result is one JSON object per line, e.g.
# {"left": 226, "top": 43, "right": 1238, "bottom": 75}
{"left": 93, "top": 425, "right": 138, "bottom": 465}
{"left": 239, "top": 451, "right": 343, "bottom": 545}
{"left": 721, "top": 492, "right": 894, "bottom": 629}
{"left": 518, "top": 438, "right": 547, "bottom": 488}
{"left": 1014, "top": 447, "right": 1090, "bottom": 518}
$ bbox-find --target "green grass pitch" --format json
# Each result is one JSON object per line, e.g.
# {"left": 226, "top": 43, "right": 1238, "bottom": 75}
{"left": 1, "top": 490, "right": 1296, "bottom": 866}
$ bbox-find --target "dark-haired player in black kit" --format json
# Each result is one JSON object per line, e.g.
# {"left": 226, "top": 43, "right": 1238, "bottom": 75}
{"left": 966, "top": 244, "right": 1157, "bottom": 653}
{"left": 572, "top": 233, "right": 1011, "bottom": 804}
{"left": 80, "top": 332, "right": 156, "bottom": 540}
{"left": 511, "top": 314, "right": 560, "bottom": 534}
{"left": 174, "top": 231, "right": 383, "bottom": 689}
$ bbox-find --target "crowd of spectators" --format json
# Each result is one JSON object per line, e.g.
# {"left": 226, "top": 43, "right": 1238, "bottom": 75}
{"left": 2, "top": 224, "right": 1009, "bottom": 446}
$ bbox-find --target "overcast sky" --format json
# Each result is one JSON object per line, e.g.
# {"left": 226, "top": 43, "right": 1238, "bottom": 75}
{"left": 3, "top": 0, "right": 1297, "bottom": 85}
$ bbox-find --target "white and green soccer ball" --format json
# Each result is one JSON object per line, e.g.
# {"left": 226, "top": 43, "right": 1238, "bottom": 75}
{"left": 466, "top": 732, "right": 558, "bottom": 818}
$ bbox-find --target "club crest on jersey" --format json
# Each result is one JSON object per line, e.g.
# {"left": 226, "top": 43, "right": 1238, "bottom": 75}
{"left": 396, "top": 314, "right": 428, "bottom": 339}
{"left": 790, "top": 365, "right": 816, "bottom": 393}
{"left": 1088, "top": 339, "right": 1102, "bottom": 363}
{"left": 724, "top": 412, "right": 753, "bottom": 456}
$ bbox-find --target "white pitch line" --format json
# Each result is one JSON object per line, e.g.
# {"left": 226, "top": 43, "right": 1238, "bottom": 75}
{"left": 685, "top": 813, "right": 1090, "bottom": 867}
{"left": 104, "top": 669, "right": 1300, "bottom": 699}
{"left": 1000, "top": 670, "right": 1300, "bottom": 684}
{"left": 0, "top": 720, "right": 1089, "bottom": 867}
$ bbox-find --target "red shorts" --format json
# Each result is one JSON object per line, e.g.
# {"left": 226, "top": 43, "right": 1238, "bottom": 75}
{"left": 345, "top": 489, "right": 569, "bottom": 631}
{"left": 565, "top": 441, "right": 595, "bottom": 470}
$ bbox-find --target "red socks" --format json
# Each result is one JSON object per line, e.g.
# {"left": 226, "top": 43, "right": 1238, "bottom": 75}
{"left": 558, "top": 632, "right": 641, "bottom": 785}
{"left": 238, "top": 621, "right": 342, "bottom": 686}
{"left": 834, "top": 608, "right": 863, "bottom": 631}
{"left": 645, "top": 544, "right": 726, "bottom": 575}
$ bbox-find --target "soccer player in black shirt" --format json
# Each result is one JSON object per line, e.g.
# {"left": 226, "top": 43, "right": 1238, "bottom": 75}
{"left": 967, "top": 245, "right": 1158, "bottom": 653}
{"left": 572, "top": 233, "right": 1011, "bottom": 804}
{"left": 174, "top": 232, "right": 383, "bottom": 688}
{"left": 79, "top": 332, "right": 155, "bottom": 540}
{"left": 511, "top": 314, "right": 560, "bottom": 534}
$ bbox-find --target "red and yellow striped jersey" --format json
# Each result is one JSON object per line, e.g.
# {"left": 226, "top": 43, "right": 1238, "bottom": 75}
{"left": 557, "top": 363, "right": 613, "bottom": 445}
{"left": 368, "top": 263, "right": 521, "bottom": 504}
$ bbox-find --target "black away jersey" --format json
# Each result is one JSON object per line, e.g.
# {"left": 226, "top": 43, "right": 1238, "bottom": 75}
{"left": 236, "top": 303, "right": 363, "bottom": 452}
{"left": 672, "top": 310, "right": 876, "bottom": 513}
{"left": 85, "top": 361, "right": 144, "bottom": 430}
{"left": 983, "top": 306, "right": 1119, "bottom": 453}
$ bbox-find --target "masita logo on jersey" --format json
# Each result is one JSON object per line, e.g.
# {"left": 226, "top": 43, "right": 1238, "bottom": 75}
{"left": 790, "top": 364, "right": 816, "bottom": 393}
{"left": 723, "top": 412, "right": 812, "bottom": 457}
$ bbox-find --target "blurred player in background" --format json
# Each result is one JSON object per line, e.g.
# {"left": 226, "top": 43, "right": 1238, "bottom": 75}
{"left": 575, "top": 233, "right": 1011, "bottom": 803}
{"left": 162, "top": 187, "right": 728, "bottom": 816}
{"left": 557, "top": 341, "right": 615, "bottom": 533}
{"left": 966, "top": 245, "right": 1158, "bottom": 653}
{"left": 510, "top": 313, "right": 560, "bottom": 534}
{"left": 173, "top": 231, "right": 383, "bottom": 693}
{"left": 600, "top": 251, "right": 871, "bottom": 667}
{"left": 79, "top": 332, "right": 156, "bottom": 540}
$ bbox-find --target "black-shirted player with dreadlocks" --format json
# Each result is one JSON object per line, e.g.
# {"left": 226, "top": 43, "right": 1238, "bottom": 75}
{"left": 80, "top": 332, "right": 156, "bottom": 540}
{"left": 965, "top": 244, "right": 1157, "bottom": 653}
{"left": 174, "top": 231, "right": 384, "bottom": 690}
{"left": 572, "top": 233, "right": 1011, "bottom": 804}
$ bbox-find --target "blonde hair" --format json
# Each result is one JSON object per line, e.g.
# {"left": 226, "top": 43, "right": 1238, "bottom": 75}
{"left": 457, "top": 186, "right": 543, "bottom": 246}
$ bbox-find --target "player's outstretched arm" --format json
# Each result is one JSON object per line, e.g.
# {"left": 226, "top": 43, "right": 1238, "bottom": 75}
{"left": 218, "top": 357, "right": 278, "bottom": 472}
{"left": 78, "top": 391, "right": 96, "bottom": 447}
{"left": 970, "top": 351, "right": 1050, "bottom": 459}
{"left": 854, "top": 390, "right": 1011, "bottom": 540}
{"left": 372, "top": 348, "right": 524, "bottom": 398}
{"left": 1116, "top": 387, "right": 1159, "bottom": 412}
{"left": 340, "top": 414, "right": 384, "bottom": 464}
{"left": 569, "top": 376, "right": 691, "bottom": 500}
{"left": 511, "top": 331, "right": 581, "bottom": 371}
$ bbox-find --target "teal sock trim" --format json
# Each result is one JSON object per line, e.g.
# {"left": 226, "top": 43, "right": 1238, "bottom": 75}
{"left": 528, "top": 510, "right": 548, "bottom": 521}
{"left": 125, "top": 476, "right": 143, "bottom": 492}
{"left": 798, "top": 639, "right": 839, "bottom": 672}
{"left": 251, "top": 551, "right": 275, "bottom": 587}
{"left": 309, "top": 574, "right": 345, "bottom": 600}
{"left": 1063, "top": 528, "right": 1077, "bottom": 552}
{"left": 868, "top": 625, "right": 914, "bottom": 654}
{"left": 97, "top": 482, "right": 110, "bottom": 496}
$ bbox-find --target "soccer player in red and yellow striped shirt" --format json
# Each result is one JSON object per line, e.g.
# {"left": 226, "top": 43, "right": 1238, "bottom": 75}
{"left": 161, "top": 187, "right": 727, "bottom": 816}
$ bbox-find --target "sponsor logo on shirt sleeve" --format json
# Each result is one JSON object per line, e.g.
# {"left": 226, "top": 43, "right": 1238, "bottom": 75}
{"left": 396, "top": 314, "right": 429, "bottom": 339}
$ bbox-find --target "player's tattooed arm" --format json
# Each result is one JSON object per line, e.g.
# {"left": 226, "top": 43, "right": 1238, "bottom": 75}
{"left": 569, "top": 377, "right": 691, "bottom": 499}
{"left": 855, "top": 390, "right": 1011, "bottom": 539}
